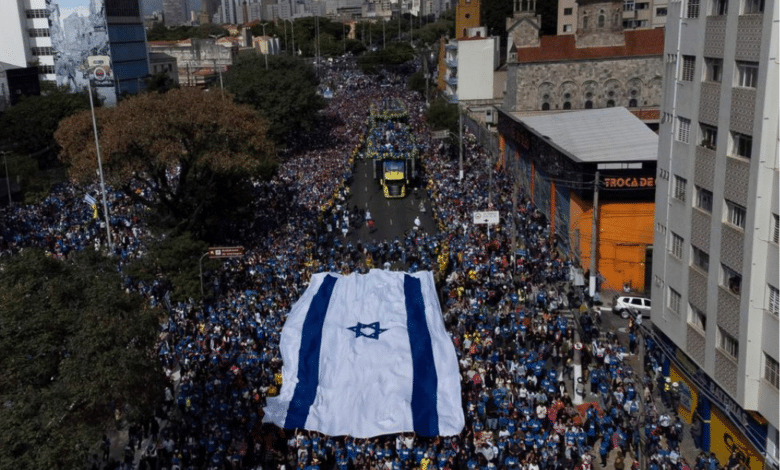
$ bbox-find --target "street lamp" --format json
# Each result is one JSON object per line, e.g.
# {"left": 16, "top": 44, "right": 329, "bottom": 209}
{"left": 209, "top": 33, "right": 226, "bottom": 95}
{"left": 260, "top": 22, "right": 269, "bottom": 69}
{"left": 285, "top": 18, "right": 295, "bottom": 56}
{"left": 86, "top": 81, "right": 113, "bottom": 250}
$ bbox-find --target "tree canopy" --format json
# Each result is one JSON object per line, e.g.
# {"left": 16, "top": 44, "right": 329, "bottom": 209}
{"left": 358, "top": 42, "right": 416, "bottom": 74}
{"left": 0, "top": 88, "right": 92, "bottom": 165}
{"left": 224, "top": 53, "right": 325, "bottom": 145}
{"left": 0, "top": 249, "right": 164, "bottom": 470}
{"left": 55, "top": 87, "right": 275, "bottom": 235}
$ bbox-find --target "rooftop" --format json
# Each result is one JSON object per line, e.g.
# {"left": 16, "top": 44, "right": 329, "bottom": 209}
{"left": 513, "top": 107, "right": 658, "bottom": 163}
{"left": 515, "top": 28, "right": 664, "bottom": 63}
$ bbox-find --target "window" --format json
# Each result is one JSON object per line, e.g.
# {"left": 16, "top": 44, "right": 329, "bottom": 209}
{"left": 636, "top": 2, "right": 649, "bottom": 8}
{"left": 695, "top": 186, "right": 713, "bottom": 212}
{"left": 769, "top": 285, "right": 779, "bottom": 315}
{"left": 725, "top": 200, "right": 746, "bottom": 228}
{"left": 624, "top": 0, "right": 635, "bottom": 11}
{"left": 712, "top": 0, "right": 728, "bottom": 14}
{"left": 673, "top": 175, "right": 687, "bottom": 201}
{"left": 766, "top": 354, "right": 779, "bottom": 389}
{"left": 681, "top": 56, "right": 696, "bottom": 81}
{"left": 38, "top": 65, "right": 55, "bottom": 74}
{"left": 564, "top": 7, "right": 573, "bottom": 14}
{"left": 722, "top": 264, "right": 742, "bottom": 295}
{"left": 669, "top": 287, "right": 682, "bottom": 313}
{"left": 606, "top": 99, "right": 615, "bottom": 107}
{"left": 31, "top": 47, "right": 53, "bottom": 56}
{"left": 598, "top": 13, "right": 606, "bottom": 27}
{"left": 628, "top": 98, "right": 637, "bottom": 107}
{"left": 28, "top": 28, "right": 50, "bottom": 37}
{"left": 704, "top": 58, "right": 723, "bottom": 82}
{"left": 691, "top": 245, "right": 709, "bottom": 272}
{"left": 541, "top": 102, "right": 550, "bottom": 110}
{"left": 585, "top": 100, "right": 593, "bottom": 109}
{"left": 563, "top": 24, "right": 573, "bottom": 32}
{"left": 670, "top": 232, "right": 684, "bottom": 258}
{"left": 686, "top": 0, "right": 700, "bottom": 17}
{"left": 732, "top": 132, "right": 752, "bottom": 159}
{"left": 700, "top": 124, "right": 717, "bottom": 149}
{"left": 656, "top": 7, "right": 668, "bottom": 15}
{"left": 773, "top": 214, "right": 779, "bottom": 244}
{"left": 26, "top": 8, "right": 48, "bottom": 18}
{"left": 563, "top": 101, "right": 572, "bottom": 109}
{"left": 743, "top": 0, "right": 765, "bottom": 13}
{"left": 735, "top": 61, "right": 759, "bottom": 88}
{"left": 676, "top": 117, "right": 691, "bottom": 143}
{"left": 689, "top": 305, "right": 707, "bottom": 332}
{"left": 718, "top": 328, "right": 739, "bottom": 359}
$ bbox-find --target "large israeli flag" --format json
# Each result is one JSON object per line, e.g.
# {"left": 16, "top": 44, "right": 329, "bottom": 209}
{"left": 263, "top": 270, "right": 464, "bottom": 438}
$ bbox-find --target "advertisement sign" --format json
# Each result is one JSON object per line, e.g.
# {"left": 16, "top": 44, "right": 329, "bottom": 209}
{"left": 47, "top": 0, "right": 117, "bottom": 105}
{"left": 711, "top": 408, "right": 765, "bottom": 469}
{"left": 658, "top": 330, "right": 768, "bottom": 459}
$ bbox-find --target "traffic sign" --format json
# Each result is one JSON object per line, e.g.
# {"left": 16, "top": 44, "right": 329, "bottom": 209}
{"left": 473, "top": 211, "right": 499, "bottom": 225}
{"left": 574, "top": 342, "right": 583, "bottom": 351}
{"left": 208, "top": 246, "right": 245, "bottom": 259}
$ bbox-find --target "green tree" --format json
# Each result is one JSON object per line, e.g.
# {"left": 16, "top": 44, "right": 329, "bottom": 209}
{"left": 125, "top": 231, "right": 220, "bottom": 302}
{"left": 0, "top": 89, "right": 92, "bottom": 166}
{"left": 0, "top": 249, "right": 164, "bottom": 470}
{"left": 224, "top": 53, "right": 325, "bottom": 145}
{"left": 358, "top": 42, "right": 416, "bottom": 74}
{"left": 425, "top": 97, "right": 459, "bottom": 136}
{"left": 55, "top": 87, "right": 275, "bottom": 236}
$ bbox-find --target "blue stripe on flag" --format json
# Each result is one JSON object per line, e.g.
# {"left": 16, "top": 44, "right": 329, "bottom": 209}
{"left": 285, "top": 274, "right": 338, "bottom": 429}
{"left": 404, "top": 275, "right": 439, "bottom": 436}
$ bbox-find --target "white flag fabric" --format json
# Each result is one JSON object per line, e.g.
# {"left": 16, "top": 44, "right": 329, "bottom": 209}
{"left": 263, "top": 270, "right": 464, "bottom": 438}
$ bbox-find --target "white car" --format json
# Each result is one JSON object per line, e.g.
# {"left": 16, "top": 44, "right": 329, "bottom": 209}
{"left": 612, "top": 296, "right": 652, "bottom": 319}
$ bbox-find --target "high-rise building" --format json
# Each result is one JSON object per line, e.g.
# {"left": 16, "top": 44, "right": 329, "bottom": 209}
{"left": 650, "top": 0, "right": 778, "bottom": 467}
{"left": 1, "top": 0, "right": 150, "bottom": 105}
{"left": 0, "top": 0, "right": 56, "bottom": 82}
{"left": 163, "top": 0, "right": 188, "bottom": 25}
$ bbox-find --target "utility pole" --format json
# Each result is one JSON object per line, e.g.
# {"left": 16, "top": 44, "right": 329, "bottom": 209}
{"left": 589, "top": 170, "right": 600, "bottom": 298}
{"left": 260, "top": 23, "right": 269, "bottom": 69}
{"left": 458, "top": 108, "right": 464, "bottom": 181}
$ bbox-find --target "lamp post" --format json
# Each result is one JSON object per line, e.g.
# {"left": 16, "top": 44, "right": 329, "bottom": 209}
{"left": 209, "top": 33, "right": 226, "bottom": 95}
{"left": 260, "top": 23, "right": 269, "bottom": 69}
{"left": 458, "top": 107, "right": 464, "bottom": 181}
{"left": 86, "top": 82, "right": 113, "bottom": 250}
{"left": 1, "top": 150, "right": 11, "bottom": 206}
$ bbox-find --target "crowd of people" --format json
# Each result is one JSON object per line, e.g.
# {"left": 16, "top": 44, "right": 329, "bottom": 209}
{"left": 0, "top": 64, "right": 716, "bottom": 470}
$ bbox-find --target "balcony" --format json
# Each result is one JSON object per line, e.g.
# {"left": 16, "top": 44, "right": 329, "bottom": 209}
{"left": 446, "top": 76, "right": 458, "bottom": 86}
{"left": 446, "top": 59, "right": 457, "bottom": 68}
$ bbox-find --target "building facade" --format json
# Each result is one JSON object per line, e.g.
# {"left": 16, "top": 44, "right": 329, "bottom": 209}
{"left": 498, "top": 107, "right": 659, "bottom": 292}
{"left": 0, "top": 0, "right": 56, "bottom": 82}
{"left": 504, "top": 0, "right": 664, "bottom": 126}
{"left": 650, "top": 0, "right": 779, "bottom": 467}
{"left": 148, "top": 38, "right": 234, "bottom": 86}
{"left": 557, "top": 0, "right": 669, "bottom": 35}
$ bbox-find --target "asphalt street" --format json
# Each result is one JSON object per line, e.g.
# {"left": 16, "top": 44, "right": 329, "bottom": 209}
{"left": 345, "top": 157, "right": 438, "bottom": 243}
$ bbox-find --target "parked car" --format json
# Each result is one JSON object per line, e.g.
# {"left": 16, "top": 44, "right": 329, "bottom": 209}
{"left": 612, "top": 296, "right": 652, "bottom": 319}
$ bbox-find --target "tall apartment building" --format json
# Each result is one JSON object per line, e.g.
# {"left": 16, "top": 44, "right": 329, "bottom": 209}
{"left": 650, "top": 0, "right": 778, "bottom": 467}
{"left": 557, "top": 0, "right": 668, "bottom": 34}
{"left": 0, "top": 0, "right": 56, "bottom": 82}
{"left": 163, "top": 0, "right": 189, "bottom": 25}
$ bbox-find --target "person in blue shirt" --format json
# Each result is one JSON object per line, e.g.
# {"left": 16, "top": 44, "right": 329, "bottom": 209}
{"left": 599, "top": 438, "right": 610, "bottom": 467}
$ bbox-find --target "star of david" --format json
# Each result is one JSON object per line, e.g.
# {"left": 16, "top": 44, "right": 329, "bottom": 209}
{"left": 347, "top": 321, "right": 388, "bottom": 340}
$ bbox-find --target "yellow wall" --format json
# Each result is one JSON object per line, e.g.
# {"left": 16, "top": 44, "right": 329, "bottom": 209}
{"left": 710, "top": 408, "right": 765, "bottom": 469}
{"left": 455, "top": 0, "right": 481, "bottom": 38}
{"left": 568, "top": 194, "right": 654, "bottom": 292}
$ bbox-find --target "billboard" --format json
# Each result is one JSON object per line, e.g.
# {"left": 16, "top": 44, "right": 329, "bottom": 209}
{"left": 47, "top": 0, "right": 117, "bottom": 105}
